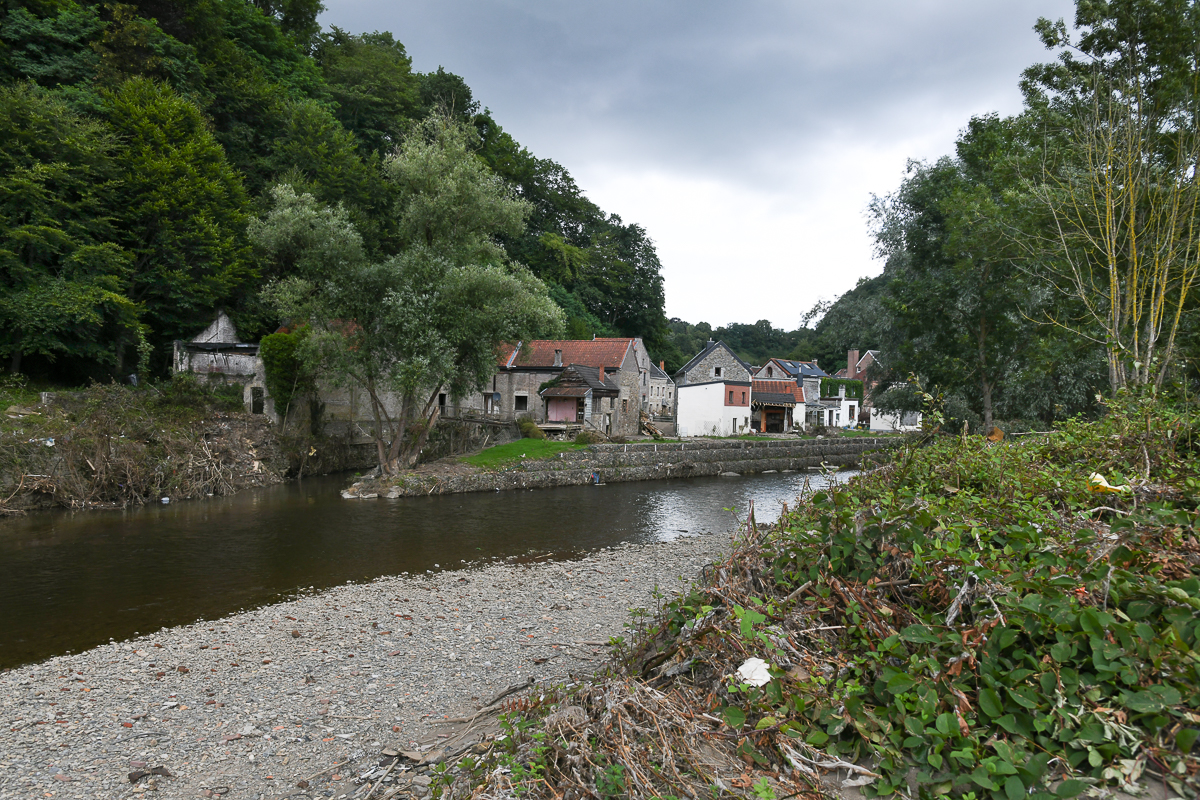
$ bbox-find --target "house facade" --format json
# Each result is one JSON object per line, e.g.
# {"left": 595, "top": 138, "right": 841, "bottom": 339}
{"left": 673, "top": 340, "right": 754, "bottom": 437}
{"left": 648, "top": 361, "right": 675, "bottom": 416}
{"left": 676, "top": 380, "right": 752, "bottom": 437}
{"left": 457, "top": 338, "right": 650, "bottom": 437}
{"left": 172, "top": 310, "right": 270, "bottom": 416}
{"left": 538, "top": 364, "right": 620, "bottom": 433}
{"left": 751, "top": 358, "right": 830, "bottom": 430}
{"left": 750, "top": 379, "right": 801, "bottom": 432}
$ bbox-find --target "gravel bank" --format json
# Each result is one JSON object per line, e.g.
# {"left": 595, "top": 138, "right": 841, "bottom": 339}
{"left": 0, "top": 530, "right": 734, "bottom": 799}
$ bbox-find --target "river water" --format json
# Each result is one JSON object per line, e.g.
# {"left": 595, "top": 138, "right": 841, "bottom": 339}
{"left": 0, "top": 470, "right": 847, "bottom": 669}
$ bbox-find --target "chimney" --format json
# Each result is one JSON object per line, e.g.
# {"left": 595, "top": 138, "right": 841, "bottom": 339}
{"left": 599, "top": 365, "right": 605, "bottom": 383}
{"left": 554, "top": 349, "right": 562, "bottom": 367}
{"left": 659, "top": 360, "right": 665, "bottom": 371}
{"left": 848, "top": 349, "right": 859, "bottom": 378}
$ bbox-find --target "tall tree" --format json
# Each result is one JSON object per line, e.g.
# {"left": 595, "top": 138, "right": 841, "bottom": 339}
{"left": 105, "top": 77, "right": 253, "bottom": 358}
{"left": 1023, "top": 1, "right": 1200, "bottom": 390}
{"left": 0, "top": 82, "right": 143, "bottom": 375}
{"left": 256, "top": 115, "right": 563, "bottom": 471}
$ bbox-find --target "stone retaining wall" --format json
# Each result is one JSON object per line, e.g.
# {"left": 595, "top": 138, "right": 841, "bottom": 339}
{"left": 348, "top": 437, "right": 899, "bottom": 498}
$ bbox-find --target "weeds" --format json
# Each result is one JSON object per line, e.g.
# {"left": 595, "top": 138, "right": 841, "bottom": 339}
{"left": 432, "top": 391, "right": 1200, "bottom": 799}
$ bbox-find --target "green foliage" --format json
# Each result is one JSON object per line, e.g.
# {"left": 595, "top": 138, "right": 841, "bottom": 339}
{"left": 258, "top": 327, "right": 311, "bottom": 417}
{"left": 659, "top": 393, "right": 1200, "bottom": 798}
{"left": 0, "top": 0, "right": 666, "bottom": 389}
{"left": 105, "top": 77, "right": 254, "bottom": 354}
{"left": 518, "top": 418, "right": 546, "bottom": 440}
{"left": 821, "top": 377, "right": 863, "bottom": 400}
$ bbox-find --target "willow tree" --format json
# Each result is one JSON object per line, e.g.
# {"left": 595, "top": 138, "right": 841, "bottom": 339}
{"left": 255, "top": 115, "right": 563, "bottom": 472}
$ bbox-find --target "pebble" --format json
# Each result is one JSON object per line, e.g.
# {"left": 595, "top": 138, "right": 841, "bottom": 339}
{"left": 0, "top": 531, "right": 732, "bottom": 798}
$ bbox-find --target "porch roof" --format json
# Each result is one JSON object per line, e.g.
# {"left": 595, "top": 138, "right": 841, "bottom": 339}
{"left": 540, "top": 386, "right": 590, "bottom": 398}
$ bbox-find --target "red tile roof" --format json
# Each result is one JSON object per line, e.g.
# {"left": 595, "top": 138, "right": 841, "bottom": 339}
{"left": 753, "top": 379, "right": 804, "bottom": 404}
{"left": 498, "top": 339, "right": 636, "bottom": 370}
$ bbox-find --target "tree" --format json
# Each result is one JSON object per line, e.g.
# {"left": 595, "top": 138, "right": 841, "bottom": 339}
{"left": 255, "top": 115, "right": 563, "bottom": 472}
{"left": 0, "top": 82, "right": 144, "bottom": 376}
{"left": 104, "top": 77, "right": 254, "bottom": 360}
{"left": 1023, "top": 3, "right": 1200, "bottom": 390}
{"left": 316, "top": 28, "right": 419, "bottom": 155}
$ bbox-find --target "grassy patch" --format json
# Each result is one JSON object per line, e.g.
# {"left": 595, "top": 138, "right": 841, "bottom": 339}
{"left": 460, "top": 438, "right": 588, "bottom": 469}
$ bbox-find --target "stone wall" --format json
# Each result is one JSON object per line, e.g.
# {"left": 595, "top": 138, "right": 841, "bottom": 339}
{"left": 347, "top": 436, "right": 900, "bottom": 498}
{"left": 678, "top": 346, "right": 751, "bottom": 385}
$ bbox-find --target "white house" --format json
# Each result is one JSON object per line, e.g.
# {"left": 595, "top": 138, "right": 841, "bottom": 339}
{"left": 676, "top": 380, "right": 752, "bottom": 437}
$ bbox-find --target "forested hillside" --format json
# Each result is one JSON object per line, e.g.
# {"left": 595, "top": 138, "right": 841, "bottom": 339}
{"left": 0, "top": 0, "right": 668, "bottom": 384}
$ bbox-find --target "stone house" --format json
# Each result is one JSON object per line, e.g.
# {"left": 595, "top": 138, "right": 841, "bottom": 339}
{"left": 172, "top": 311, "right": 271, "bottom": 416}
{"left": 648, "top": 361, "right": 674, "bottom": 416}
{"left": 674, "top": 340, "right": 754, "bottom": 437}
{"left": 674, "top": 339, "right": 752, "bottom": 386}
{"left": 457, "top": 338, "right": 650, "bottom": 437}
{"left": 750, "top": 379, "right": 803, "bottom": 432}
{"left": 537, "top": 364, "right": 620, "bottom": 433}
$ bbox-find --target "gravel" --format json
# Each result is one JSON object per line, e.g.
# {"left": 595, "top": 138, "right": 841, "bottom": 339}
{"left": 0, "top": 530, "right": 733, "bottom": 799}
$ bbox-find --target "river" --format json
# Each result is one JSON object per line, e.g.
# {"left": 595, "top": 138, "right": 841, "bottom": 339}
{"left": 0, "top": 470, "right": 847, "bottom": 669}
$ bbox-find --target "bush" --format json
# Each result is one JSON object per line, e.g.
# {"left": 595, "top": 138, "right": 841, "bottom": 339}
{"left": 575, "top": 430, "right": 603, "bottom": 445}
{"left": 518, "top": 419, "right": 545, "bottom": 439}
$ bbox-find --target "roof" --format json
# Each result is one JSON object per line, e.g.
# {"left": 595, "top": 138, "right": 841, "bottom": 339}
{"left": 540, "top": 386, "right": 590, "bottom": 398}
{"left": 649, "top": 362, "right": 671, "bottom": 381}
{"left": 766, "top": 358, "right": 828, "bottom": 379}
{"left": 498, "top": 339, "right": 635, "bottom": 370}
{"left": 569, "top": 364, "right": 620, "bottom": 393}
{"left": 752, "top": 392, "right": 797, "bottom": 408}
{"left": 675, "top": 340, "right": 752, "bottom": 378}
{"left": 857, "top": 350, "right": 881, "bottom": 370}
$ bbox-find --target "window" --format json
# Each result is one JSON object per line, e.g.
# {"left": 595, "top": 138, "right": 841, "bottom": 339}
{"left": 514, "top": 395, "right": 528, "bottom": 411}
{"left": 728, "top": 390, "right": 734, "bottom": 402}
{"left": 438, "top": 393, "right": 447, "bottom": 407}
{"left": 741, "top": 391, "right": 746, "bottom": 404}
{"left": 622, "top": 398, "right": 627, "bottom": 412}
{"left": 251, "top": 386, "right": 264, "bottom": 415}
{"left": 767, "top": 366, "right": 773, "bottom": 377}
{"left": 714, "top": 366, "right": 722, "bottom": 377}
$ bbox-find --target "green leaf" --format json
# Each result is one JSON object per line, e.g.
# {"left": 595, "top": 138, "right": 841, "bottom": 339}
{"left": 1176, "top": 728, "right": 1198, "bottom": 753}
{"left": 979, "top": 687, "right": 1004, "bottom": 718}
{"left": 1005, "top": 775, "right": 1025, "bottom": 800}
{"left": 1055, "top": 779, "right": 1085, "bottom": 798}
{"left": 887, "top": 672, "right": 918, "bottom": 695}
{"left": 755, "top": 716, "right": 777, "bottom": 730}
{"left": 1050, "top": 642, "right": 1072, "bottom": 662}
{"left": 723, "top": 706, "right": 746, "bottom": 729}
{"left": 806, "top": 730, "right": 829, "bottom": 746}
{"left": 900, "top": 624, "right": 942, "bottom": 643}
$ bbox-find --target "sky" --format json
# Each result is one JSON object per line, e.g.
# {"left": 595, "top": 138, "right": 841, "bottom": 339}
{"left": 318, "top": 0, "right": 1078, "bottom": 331}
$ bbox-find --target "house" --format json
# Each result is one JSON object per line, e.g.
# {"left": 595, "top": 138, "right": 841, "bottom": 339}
{"left": 833, "top": 349, "right": 921, "bottom": 432}
{"left": 752, "top": 358, "right": 830, "bottom": 430}
{"left": 751, "top": 379, "right": 802, "bottom": 432}
{"left": 648, "top": 361, "right": 675, "bottom": 416}
{"left": 172, "top": 310, "right": 270, "bottom": 415}
{"left": 674, "top": 340, "right": 754, "bottom": 437}
{"left": 818, "top": 378, "right": 864, "bottom": 428}
{"left": 676, "top": 379, "right": 751, "bottom": 437}
{"left": 458, "top": 338, "right": 650, "bottom": 437}
{"left": 537, "top": 364, "right": 620, "bottom": 434}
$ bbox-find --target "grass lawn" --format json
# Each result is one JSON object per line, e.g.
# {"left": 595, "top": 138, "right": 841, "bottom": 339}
{"left": 460, "top": 438, "right": 588, "bottom": 469}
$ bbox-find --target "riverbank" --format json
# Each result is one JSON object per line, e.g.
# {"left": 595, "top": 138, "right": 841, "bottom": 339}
{"left": 0, "top": 379, "right": 292, "bottom": 514}
{"left": 0, "top": 530, "right": 734, "bottom": 799}
{"left": 345, "top": 436, "right": 898, "bottom": 498}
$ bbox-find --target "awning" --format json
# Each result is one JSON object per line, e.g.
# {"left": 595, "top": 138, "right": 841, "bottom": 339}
{"left": 752, "top": 392, "right": 797, "bottom": 408}
{"left": 539, "top": 386, "right": 589, "bottom": 397}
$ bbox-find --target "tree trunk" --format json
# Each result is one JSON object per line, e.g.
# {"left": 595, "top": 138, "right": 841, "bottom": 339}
{"left": 365, "top": 379, "right": 389, "bottom": 472}
{"left": 9, "top": 348, "right": 20, "bottom": 375}
{"left": 386, "top": 385, "right": 443, "bottom": 471}
{"left": 977, "top": 320, "right": 993, "bottom": 432}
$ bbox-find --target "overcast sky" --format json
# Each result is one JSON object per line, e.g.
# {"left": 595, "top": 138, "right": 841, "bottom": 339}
{"left": 319, "top": 0, "right": 1077, "bottom": 331}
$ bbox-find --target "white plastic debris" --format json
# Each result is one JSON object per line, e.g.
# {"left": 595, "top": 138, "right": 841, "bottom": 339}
{"left": 736, "top": 657, "right": 772, "bottom": 687}
{"left": 160, "top": 497, "right": 170, "bottom": 504}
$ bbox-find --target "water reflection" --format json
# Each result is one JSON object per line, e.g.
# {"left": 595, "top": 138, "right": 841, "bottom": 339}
{"left": 0, "top": 469, "right": 848, "bottom": 668}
